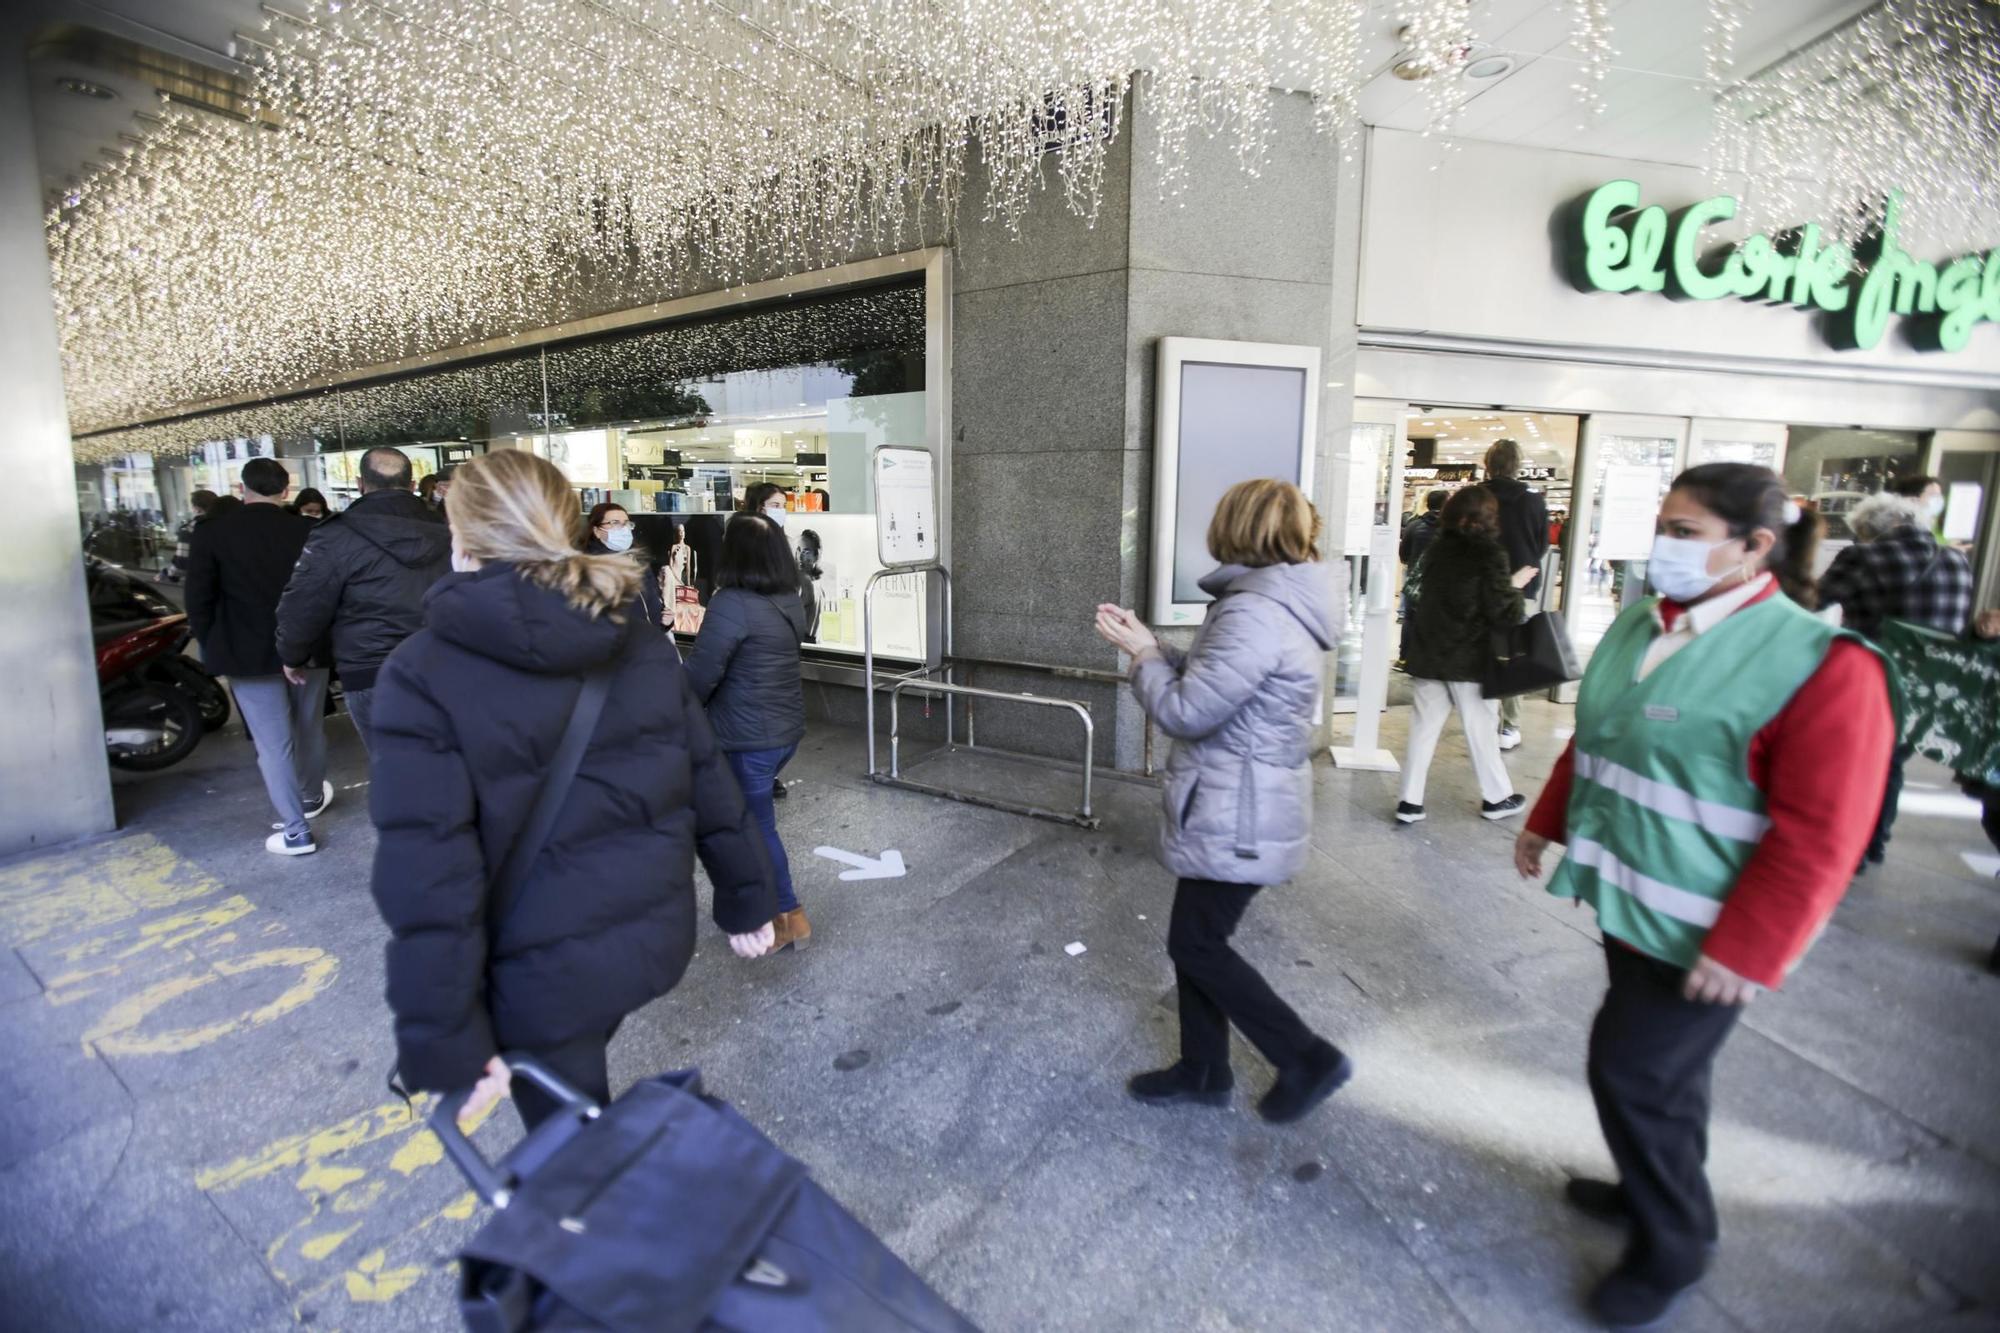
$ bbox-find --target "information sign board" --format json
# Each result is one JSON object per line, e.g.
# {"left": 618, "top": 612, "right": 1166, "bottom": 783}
{"left": 873, "top": 447, "right": 936, "bottom": 567}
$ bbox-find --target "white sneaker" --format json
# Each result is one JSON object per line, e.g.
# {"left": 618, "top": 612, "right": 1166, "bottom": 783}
{"left": 266, "top": 829, "right": 318, "bottom": 856}
{"left": 1498, "top": 727, "right": 1523, "bottom": 751}
{"left": 274, "top": 781, "right": 335, "bottom": 829}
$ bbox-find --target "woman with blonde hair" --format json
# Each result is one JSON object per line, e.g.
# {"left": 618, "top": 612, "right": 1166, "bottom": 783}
{"left": 1095, "top": 478, "right": 1351, "bottom": 1124}
{"left": 368, "top": 449, "right": 778, "bottom": 1130}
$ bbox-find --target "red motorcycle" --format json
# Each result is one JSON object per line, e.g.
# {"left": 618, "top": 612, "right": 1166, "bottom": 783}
{"left": 97, "top": 612, "right": 206, "bottom": 771}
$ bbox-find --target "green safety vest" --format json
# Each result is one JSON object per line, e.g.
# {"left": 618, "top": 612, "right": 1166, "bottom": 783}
{"left": 1547, "top": 592, "right": 1869, "bottom": 970}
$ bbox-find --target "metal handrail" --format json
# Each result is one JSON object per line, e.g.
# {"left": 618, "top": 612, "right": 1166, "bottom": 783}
{"left": 863, "top": 563, "right": 954, "bottom": 776}
{"left": 887, "top": 676, "right": 1097, "bottom": 827}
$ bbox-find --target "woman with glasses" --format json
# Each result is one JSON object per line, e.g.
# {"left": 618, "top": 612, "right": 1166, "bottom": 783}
{"left": 587, "top": 502, "right": 669, "bottom": 639}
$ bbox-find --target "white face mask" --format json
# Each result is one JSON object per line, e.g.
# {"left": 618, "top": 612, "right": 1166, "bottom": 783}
{"left": 763, "top": 505, "right": 786, "bottom": 528}
{"left": 602, "top": 526, "right": 634, "bottom": 553}
{"left": 1925, "top": 493, "right": 1946, "bottom": 520}
{"left": 1645, "top": 534, "right": 1737, "bottom": 602}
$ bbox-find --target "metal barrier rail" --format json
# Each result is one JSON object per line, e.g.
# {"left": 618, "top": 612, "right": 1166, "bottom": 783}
{"left": 862, "top": 563, "right": 1104, "bottom": 828}
{"left": 884, "top": 677, "right": 1098, "bottom": 828}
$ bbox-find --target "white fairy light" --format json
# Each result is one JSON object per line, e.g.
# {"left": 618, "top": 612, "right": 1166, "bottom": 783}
{"left": 1708, "top": 0, "right": 2000, "bottom": 257}
{"left": 49, "top": 0, "right": 1652, "bottom": 447}
{"left": 1563, "top": 0, "right": 1616, "bottom": 123}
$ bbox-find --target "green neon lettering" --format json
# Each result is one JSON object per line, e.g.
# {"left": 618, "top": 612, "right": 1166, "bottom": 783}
{"left": 1577, "top": 181, "right": 1666, "bottom": 294}
{"left": 1813, "top": 242, "right": 1853, "bottom": 313}
{"left": 1933, "top": 257, "right": 1985, "bottom": 352}
{"left": 1668, "top": 196, "right": 1737, "bottom": 301}
{"left": 1984, "top": 250, "right": 2000, "bottom": 322}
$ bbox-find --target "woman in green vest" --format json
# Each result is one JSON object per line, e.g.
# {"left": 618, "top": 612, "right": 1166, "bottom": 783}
{"left": 1513, "top": 463, "right": 1894, "bottom": 1331}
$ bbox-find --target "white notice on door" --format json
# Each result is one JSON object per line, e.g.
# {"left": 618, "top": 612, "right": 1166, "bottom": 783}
{"left": 874, "top": 448, "right": 936, "bottom": 567}
{"left": 1597, "top": 464, "right": 1661, "bottom": 561}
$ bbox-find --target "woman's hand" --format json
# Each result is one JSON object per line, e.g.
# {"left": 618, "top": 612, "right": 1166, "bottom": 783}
{"left": 729, "top": 922, "right": 776, "bottom": 959}
{"left": 1682, "top": 954, "right": 1761, "bottom": 1006}
{"left": 1094, "top": 604, "right": 1158, "bottom": 658}
{"left": 1514, "top": 829, "right": 1550, "bottom": 880}
{"left": 1510, "top": 566, "right": 1538, "bottom": 589}
{"left": 458, "top": 1055, "right": 511, "bottom": 1129}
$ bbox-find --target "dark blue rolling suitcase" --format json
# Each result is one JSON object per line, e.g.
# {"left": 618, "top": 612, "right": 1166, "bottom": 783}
{"left": 433, "top": 1061, "right": 978, "bottom": 1333}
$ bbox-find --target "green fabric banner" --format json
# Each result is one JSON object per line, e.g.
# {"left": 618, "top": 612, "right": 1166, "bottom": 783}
{"left": 1874, "top": 620, "right": 2000, "bottom": 782}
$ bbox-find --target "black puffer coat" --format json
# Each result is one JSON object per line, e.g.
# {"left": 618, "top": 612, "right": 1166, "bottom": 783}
{"left": 368, "top": 562, "right": 776, "bottom": 1093}
{"left": 683, "top": 588, "right": 808, "bottom": 752}
{"left": 276, "top": 488, "right": 451, "bottom": 690}
{"left": 1405, "top": 528, "right": 1525, "bottom": 683}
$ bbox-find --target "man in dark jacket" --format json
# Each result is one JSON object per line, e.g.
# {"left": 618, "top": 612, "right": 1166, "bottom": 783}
{"left": 276, "top": 446, "right": 450, "bottom": 751}
{"left": 1484, "top": 439, "right": 1550, "bottom": 750}
{"left": 185, "top": 458, "right": 329, "bottom": 856}
{"left": 1398, "top": 489, "right": 1447, "bottom": 663}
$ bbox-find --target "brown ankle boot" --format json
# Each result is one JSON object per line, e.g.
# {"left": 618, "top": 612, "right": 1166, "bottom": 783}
{"left": 780, "top": 907, "right": 811, "bottom": 950}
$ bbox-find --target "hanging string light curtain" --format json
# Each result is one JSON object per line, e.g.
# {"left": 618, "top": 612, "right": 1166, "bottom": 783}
{"left": 50, "top": 0, "right": 1374, "bottom": 443}
{"left": 1706, "top": 0, "right": 2000, "bottom": 258}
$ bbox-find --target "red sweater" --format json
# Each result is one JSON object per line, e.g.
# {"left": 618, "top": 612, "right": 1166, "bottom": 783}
{"left": 1526, "top": 585, "right": 1894, "bottom": 988}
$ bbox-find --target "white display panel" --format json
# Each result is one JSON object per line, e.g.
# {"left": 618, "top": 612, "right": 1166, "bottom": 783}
{"left": 1149, "top": 338, "right": 1321, "bottom": 626}
{"left": 788, "top": 513, "right": 926, "bottom": 660}
{"left": 873, "top": 447, "right": 937, "bottom": 566}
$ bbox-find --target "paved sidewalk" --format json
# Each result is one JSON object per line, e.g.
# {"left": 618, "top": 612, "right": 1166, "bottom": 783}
{"left": 1, "top": 700, "right": 1996, "bottom": 1332}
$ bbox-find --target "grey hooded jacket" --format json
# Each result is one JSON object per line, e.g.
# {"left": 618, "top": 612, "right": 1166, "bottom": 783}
{"left": 1131, "top": 561, "right": 1342, "bottom": 886}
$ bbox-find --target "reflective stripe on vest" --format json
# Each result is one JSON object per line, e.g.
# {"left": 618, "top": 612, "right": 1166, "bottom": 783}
{"left": 1572, "top": 753, "right": 1771, "bottom": 844}
{"left": 1565, "top": 835, "right": 1723, "bottom": 928}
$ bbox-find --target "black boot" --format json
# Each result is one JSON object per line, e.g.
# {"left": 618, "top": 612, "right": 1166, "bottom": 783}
{"left": 1127, "top": 1061, "right": 1232, "bottom": 1108}
{"left": 1256, "top": 1039, "right": 1352, "bottom": 1124}
{"left": 1564, "top": 1177, "right": 1630, "bottom": 1224}
{"left": 1589, "top": 1264, "right": 1700, "bottom": 1331}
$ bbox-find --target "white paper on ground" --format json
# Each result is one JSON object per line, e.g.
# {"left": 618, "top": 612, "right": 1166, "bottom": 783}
{"left": 1064, "top": 941, "right": 1087, "bottom": 957}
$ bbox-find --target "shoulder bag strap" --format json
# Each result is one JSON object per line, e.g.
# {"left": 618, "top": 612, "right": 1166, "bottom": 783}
{"left": 489, "top": 665, "right": 615, "bottom": 925}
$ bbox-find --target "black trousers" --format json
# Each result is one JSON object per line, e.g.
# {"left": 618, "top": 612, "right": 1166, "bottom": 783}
{"left": 513, "top": 1023, "right": 620, "bottom": 1130}
{"left": 1168, "top": 878, "right": 1319, "bottom": 1072}
{"left": 1587, "top": 945, "right": 1741, "bottom": 1287}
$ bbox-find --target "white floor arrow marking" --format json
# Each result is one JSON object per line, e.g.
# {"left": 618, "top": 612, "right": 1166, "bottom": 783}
{"left": 812, "top": 846, "right": 907, "bottom": 881}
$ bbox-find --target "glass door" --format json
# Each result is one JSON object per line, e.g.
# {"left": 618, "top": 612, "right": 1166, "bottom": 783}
{"left": 1928, "top": 429, "right": 2000, "bottom": 609}
{"left": 1688, "top": 419, "right": 1789, "bottom": 473}
{"left": 1563, "top": 413, "right": 1689, "bottom": 681}
{"left": 1329, "top": 399, "right": 1407, "bottom": 768}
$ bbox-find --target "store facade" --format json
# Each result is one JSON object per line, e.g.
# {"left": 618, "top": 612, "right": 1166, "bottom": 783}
{"left": 1335, "top": 129, "right": 2000, "bottom": 747}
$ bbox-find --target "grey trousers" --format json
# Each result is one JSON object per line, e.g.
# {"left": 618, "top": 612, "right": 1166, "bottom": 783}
{"left": 232, "top": 671, "right": 329, "bottom": 838}
{"left": 344, "top": 686, "right": 376, "bottom": 754}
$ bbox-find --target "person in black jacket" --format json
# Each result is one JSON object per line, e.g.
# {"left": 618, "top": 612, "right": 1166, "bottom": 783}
{"left": 369, "top": 450, "right": 778, "bottom": 1131}
{"left": 276, "top": 447, "right": 450, "bottom": 752}
{"left": 185, "top": 458, "right": 330, "bottom": 856}
{"left": 585, "top": 501, "right": 669, "bottom": 645}
{"left": 1483, "top": 439, "right": 1550, "bottom": 751}
{"left": 1398, "top": 489, "right": 1447, "bottom": 662}
{"left": 1395, "top": 485, "right": 1525, "bottom": 826}
{"left": 684, "top": 513, "right": 813, "bottom": 951}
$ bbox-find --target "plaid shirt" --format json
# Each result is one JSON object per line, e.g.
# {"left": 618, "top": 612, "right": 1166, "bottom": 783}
{"left": 1819, "top": 524, "right": 1975, "bottom": 638}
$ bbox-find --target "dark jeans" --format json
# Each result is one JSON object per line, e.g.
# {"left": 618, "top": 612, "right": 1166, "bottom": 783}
{"left": 1867, "top": 743, "right": 1915, "bottom": 861}
{"left": 1588, "top": 944, "right": 1742, "bottom": 1287}
{"left": 513, "top": 1023, "right": 620, "bottom": 1131}
{"left": 1168, "top": 878, "right": 1319, "bottom": 1072}
{"left": 345, "top": 686, "right": 377, "bottom": 754}
{"left": 724, "top": 745, "right": 799, "bottom": 914}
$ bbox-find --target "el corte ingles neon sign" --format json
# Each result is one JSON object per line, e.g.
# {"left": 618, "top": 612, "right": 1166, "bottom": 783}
{"left": 1565, "top": 179, "right": 1999, "bottom": 354}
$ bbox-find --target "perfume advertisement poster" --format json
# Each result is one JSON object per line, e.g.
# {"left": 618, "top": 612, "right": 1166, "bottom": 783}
{"left": 790, "top": 513, "right": 925, "bottom": 660}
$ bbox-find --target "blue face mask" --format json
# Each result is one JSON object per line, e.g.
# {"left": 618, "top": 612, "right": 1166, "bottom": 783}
{"left": 762, "top": 505, "right": 786, "bottom": 528}
{"left": 1645, "top": 534, "right": 1729, "bottom": 602}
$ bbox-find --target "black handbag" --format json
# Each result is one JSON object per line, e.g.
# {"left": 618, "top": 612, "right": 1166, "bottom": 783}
{"left": 1482, "top": 610, "right": 1581, "bottom": 699}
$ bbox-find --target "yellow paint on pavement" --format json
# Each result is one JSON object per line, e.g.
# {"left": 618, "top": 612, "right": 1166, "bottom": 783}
{"left": 442, "top": 1190, "right": 478, "bottom": 1221}
{"left": 388, "top": 1129, "right": 443, "bottom": 1177}
{"left": 344, "top": 1249, "right": 425, "bottom": 1304}
{"left": 0, "top": 833, "right": 224, "bottom": 945}
{"left": 197, "top": 1097, "right": 438, "bottom": 1192}
{"left": 82, "top": 947, "right": 339, "bottom": 1056}
{"left": 297, "top": 1163, "right": 368, "bottom": 1196}
{"left": 300, "top": 1223, "right": 363, "bottom": 1262}
{"left": 43, "top": 896, "right": 257, "bottom": 1004}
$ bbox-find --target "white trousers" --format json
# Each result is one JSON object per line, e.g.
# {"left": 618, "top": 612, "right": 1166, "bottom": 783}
{"left": 1399, "top": 678, "right": 1513, "bottom": 806}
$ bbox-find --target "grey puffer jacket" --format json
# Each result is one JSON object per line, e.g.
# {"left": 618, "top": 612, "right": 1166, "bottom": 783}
{"left": 1131, "top": 562, "right": 1342, "bottom": 886}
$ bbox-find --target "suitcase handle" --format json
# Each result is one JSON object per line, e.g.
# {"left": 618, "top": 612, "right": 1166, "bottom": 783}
{"left": 429, "top": 1055, "right": 602, "bottom": 1209}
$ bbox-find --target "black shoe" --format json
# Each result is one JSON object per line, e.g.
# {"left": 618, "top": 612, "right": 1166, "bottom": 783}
{"left": 1589, "top": 1266, "right": 1699, "bottom": 1331}
{"left": 1564, "top": 1177, "right": 1630, "bottom": 1224}
{"left": 1864, "top": 843, "right": 1886, "bottom": 866}
{"left": 1127, "top": 1061, "right": 1232, "bottom": 1108}
{"left": 772, "top": 780, "right": 789, "bottom": 801}
{"left": 1987, "top": 931, "right": 1999, "bottom": 977}
{"left": 1394, "top": 802, "right": 1426, "bottom": 825}
{"left": 1481, "top": 794, "right": 1527, "bottom": 821}
{"left": 1257, "top": 1040, "right": 1353, "bottom": 1124}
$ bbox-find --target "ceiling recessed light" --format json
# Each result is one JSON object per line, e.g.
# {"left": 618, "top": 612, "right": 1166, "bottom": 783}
{"left": 57, "top": 77, "right": 117, "bottom": 100}
{"left": 1464, "top": 55, "right": 1516, "bottom": 81}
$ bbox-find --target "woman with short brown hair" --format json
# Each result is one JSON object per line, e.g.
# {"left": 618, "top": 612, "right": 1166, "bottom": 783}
{"left": 1094, "top": 478, "right": 1350, "bottom": 1124}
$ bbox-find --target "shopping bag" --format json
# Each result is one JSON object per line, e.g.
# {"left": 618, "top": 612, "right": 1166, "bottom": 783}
{"left": 1482, "top": 610, "right": 1580, "bottom": 699}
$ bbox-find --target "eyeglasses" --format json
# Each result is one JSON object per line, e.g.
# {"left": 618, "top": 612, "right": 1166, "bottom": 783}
{"left": 600, "top": 516, "right": 633, "bottom": 529}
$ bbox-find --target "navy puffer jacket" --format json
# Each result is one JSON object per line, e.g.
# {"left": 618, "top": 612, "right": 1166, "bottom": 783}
{"left": 368, "top": 562, "right": 776, "bottom": 1093}
{"left": 683, "top": 588, "right": 808, "bottom": 752}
